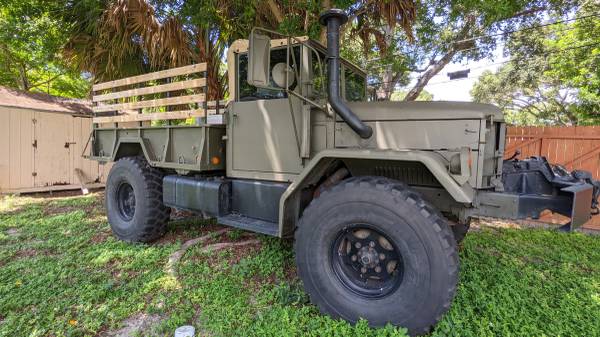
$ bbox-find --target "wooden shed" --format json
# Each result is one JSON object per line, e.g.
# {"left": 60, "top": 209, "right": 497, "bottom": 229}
{"left": 0, "top": 86, "right": 109, "bottom": 194}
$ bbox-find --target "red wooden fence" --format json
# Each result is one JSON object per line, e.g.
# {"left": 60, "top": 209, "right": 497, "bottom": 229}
{"left": 505, "top": 126, "right": 600, "bottom": 230}
{"left": 505, "top": 126, "right": 600, "bottom": 179}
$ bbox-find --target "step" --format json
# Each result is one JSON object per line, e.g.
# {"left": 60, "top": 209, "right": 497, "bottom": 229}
{"left": 217, "top": 213, "right": 279, "bottom": 236}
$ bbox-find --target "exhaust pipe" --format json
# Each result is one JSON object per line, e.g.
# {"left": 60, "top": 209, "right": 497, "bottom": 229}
{"left": 319, "top": 9, "right": 373, "bottom": 139}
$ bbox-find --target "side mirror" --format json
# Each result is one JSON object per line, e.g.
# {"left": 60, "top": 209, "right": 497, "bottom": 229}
{"left": 247, "top": 31, "right": 271, "bottom": 88}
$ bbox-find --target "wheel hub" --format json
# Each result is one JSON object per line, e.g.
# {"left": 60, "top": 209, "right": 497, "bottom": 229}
{"left": 331, "top": 225, "right": 404, "bottom": 298}
{"left": 357, "top": 246, "right": 379, "bottom": 268}
{"left": 116, "top": 182, "right": 136, "bottom": 221}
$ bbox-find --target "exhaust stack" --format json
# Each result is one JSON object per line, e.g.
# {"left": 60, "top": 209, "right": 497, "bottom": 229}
{"left": 319, "top": 9, "right": 373, "bottom": 139}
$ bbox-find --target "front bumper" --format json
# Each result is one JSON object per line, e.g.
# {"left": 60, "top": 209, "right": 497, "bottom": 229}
{"left": 472, "top": 156, "right": 598, "bottom": 231}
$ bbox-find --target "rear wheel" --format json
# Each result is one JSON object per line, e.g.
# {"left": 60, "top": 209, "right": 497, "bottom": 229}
{"left": 105, "top": 156, "right": 170, "bottom": 242}
{"left": 295, "top": 177, "right": 458, "bottom": 335}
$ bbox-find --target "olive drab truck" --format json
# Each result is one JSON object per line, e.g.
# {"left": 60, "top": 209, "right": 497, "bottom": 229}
{"left": 86, "top": 9, "right": 600, "bottom": 335}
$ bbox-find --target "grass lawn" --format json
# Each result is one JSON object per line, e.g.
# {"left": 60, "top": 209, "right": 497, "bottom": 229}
{"left": 1, "top": 192, "right": 599, "bottom": 337}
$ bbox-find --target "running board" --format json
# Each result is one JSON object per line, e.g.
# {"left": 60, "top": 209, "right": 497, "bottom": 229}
{"left": 218, "top": 214, "right": 279, "bottom": 236}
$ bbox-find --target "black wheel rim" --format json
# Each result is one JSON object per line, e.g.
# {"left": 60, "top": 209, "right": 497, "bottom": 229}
{"left": 331, "top": 225, "right": 404, "bottom": 299}
{"left": 116, "top": 182, "right": 136, "bottom": 221}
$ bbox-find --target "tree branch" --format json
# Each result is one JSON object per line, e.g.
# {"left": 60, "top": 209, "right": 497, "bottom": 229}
{"left": 404, "top": 15, "right": 477, "bottom": 101}
{"left": 266, "top": 0, "right": 284, "bottom": 25}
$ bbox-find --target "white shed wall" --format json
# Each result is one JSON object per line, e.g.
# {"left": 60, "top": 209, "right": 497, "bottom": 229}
{"left": 0, "top": 106, "right": 109, "bottom": 193}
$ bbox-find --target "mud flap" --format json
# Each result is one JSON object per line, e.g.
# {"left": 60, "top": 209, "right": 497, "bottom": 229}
{"left": 560, "top": 184, "right": 594, "bottom": 231}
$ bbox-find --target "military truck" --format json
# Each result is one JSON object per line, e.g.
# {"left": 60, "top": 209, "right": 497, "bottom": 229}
{"left": 87, "top": 9, "right": 599, "bottom": 335}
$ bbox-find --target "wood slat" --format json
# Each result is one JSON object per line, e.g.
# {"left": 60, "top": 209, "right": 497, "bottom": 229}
{"left": 93, "top": 109, "right": 211, "bottom": 124}
{"left": 93, "top": 94, "right": 205, "bottom": 113}
{"left": 506, "top": 125, "right": 600, "bottom": 180}
{"left": 93, "top": 78, "right": 206, "bottom": 102}
{"left": 93, "top": 63, "right": 207, "bottom": 91}
{"left": 207, "top": 100, "right": 227, "bottom": 107}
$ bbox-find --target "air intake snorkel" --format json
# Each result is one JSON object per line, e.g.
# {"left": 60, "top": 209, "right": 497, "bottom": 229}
{"left": 319, "top": 9, "right": 373, "bottom": 139}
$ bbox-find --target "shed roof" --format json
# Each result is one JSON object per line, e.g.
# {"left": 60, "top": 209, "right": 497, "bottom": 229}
{"left": 0, "top": 86, "right": 92, "bottom": 115}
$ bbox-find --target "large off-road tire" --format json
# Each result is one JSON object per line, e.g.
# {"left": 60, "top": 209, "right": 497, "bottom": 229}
{"left": 295, "top": 176, "right": 458, "bottom": 336}
{"left": 105, "top": 156, "right": 171, "bottom": 243}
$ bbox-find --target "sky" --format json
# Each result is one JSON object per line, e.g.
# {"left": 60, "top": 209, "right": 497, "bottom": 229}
{"left": 409, "top": 51, "right": 508, "bottom": 102}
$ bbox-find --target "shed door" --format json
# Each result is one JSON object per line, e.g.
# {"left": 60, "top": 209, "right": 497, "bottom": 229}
{"left": 33, "top": 112, "right": 72, "bottom": 187}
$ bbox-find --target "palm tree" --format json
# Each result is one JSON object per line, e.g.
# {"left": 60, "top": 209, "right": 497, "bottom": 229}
{"left": 63, "top": 0, "right": 192, "bottom": 82}
{"left": 62, "top": 0, "right": 417, "bottom": 101}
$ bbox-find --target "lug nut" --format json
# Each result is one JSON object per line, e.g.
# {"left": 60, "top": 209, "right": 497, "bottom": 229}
{"left": 351, "top": 255, "right": 357, "bottom": 262}
{"left": 375, "top": 266, "right": 382, "bottom": 273}
{"left": 379, "top": 253, "right": 385, "bottom": 260}
{"left": 369, "top": 241, "right": 375, "bottom": 247}
{"left": 361, "top": 267, "right": 367, "bottom": 274}
{"left": 355, "top": 242, "right": 361, "bottom": 249}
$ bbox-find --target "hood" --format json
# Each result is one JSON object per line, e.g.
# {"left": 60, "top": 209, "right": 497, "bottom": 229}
{"left": 346, "top": 101, "right": 504, "bottom": 122}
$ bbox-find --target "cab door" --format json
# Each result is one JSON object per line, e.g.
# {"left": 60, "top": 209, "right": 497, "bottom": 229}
{"left": 228, "top": 47, "right": 304, "bottom": 181}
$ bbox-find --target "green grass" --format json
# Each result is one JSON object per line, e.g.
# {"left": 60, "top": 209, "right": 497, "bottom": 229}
{"left": 1, "top": 193, "right": 599, "bottom": 336}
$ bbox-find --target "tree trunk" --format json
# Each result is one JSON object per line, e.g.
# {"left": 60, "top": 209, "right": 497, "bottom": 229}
{"left": 267, "top": 0, "right": 284, "bottom": 24}
{"left": 196, "top": 30, "right": 223, "bottom": 101}
{"left": 18, "top": 64, "right": 29, "bottom": 91}
{"left": 319, "top": 0, "right": 331, "bottom": 45}
{"left": 404, "top": 50, "right": 456, "bottom": 101}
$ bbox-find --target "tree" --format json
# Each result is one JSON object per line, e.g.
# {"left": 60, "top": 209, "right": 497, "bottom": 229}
{"left": 0, "top": 0, "right": 89, "bottom": 98}
{"left": 63, "top": 0, "right": 193, "bottom": 82}
{"left": 390, "top": 89, "right": 433, "bottom": 101}
{"left": 471, "top": 4, "right": 600, "bottom": 126}
{"left": 61, "top": 0, "right": 418, "bottom": 100}
{"left": 398, "top": 0, "right": 580, "bottom": 101}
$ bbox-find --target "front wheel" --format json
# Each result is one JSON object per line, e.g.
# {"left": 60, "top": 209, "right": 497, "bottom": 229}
{"left": 295, "top": 177, "right": 458, "bottom": 335}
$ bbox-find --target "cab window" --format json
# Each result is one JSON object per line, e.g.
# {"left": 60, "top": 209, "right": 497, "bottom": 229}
{"left": 309, "top": 51, "right": 366, "bottom": 102}
{"left": 344, "top": 67, "right": 366, "bottom": 102}
{"left": 238, "top": 46, "right": 301, "bottom": 101}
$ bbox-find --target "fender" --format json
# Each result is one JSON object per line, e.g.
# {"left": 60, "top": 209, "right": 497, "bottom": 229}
{"left": 277, "top": 149, "right": 475, "bottom": 236}
{"left": 110, "top": 137, "right": 153, "bottom": 162}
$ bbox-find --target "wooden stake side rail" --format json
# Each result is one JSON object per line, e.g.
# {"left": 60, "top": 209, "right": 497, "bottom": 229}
{"left": 93, "top": 78, "right": 206, "bottom": 102}
{"left": 92, "top": 109, "right": 221, "bottom": 123}
{"left": 92, "top": 63, "right": 207, "bottom": 91}
{"left": 92, "top": 62, "right": 226, "bottom": 124}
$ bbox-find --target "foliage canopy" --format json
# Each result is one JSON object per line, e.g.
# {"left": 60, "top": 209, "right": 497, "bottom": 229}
{"left": 472, "top": 4, "right": 600, "bottom": 125}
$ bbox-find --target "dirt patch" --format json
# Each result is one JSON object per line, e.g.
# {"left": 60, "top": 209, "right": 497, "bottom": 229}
{"left": 473, "top": 217, "right": 562, "bottom": 231}
{"left": 101, "top": 313, "right": 163, "bottom": 337}
{"left": 90, "top": 231, "right": 110, "bottom": 244}
{"left": 157, "top": 220, "right": 226, "bottom": 245}
{"left": 6, "top": 228, "right": 20, "bottom": 237}
{"left": 43, "top": 202, "right": 102, "bottom": 217}
{"left": 14, "top": 248, "right": 40, "bottom": 259}
{"left": 222, "top": 240, "right": 263, "bottom": 265}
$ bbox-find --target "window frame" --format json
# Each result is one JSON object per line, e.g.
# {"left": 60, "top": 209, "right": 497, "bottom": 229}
{"left": 236, "top": 45, "right": 302, "bottom": 102}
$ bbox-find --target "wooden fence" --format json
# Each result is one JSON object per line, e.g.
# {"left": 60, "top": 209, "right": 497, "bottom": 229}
{"left": 505, "top": 126, "right": 600, "bottom": 179}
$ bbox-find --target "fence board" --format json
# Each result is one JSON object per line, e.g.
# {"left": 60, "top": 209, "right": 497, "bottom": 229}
{"left": 505, "top": 126, "right": 600, "bottom": 179}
